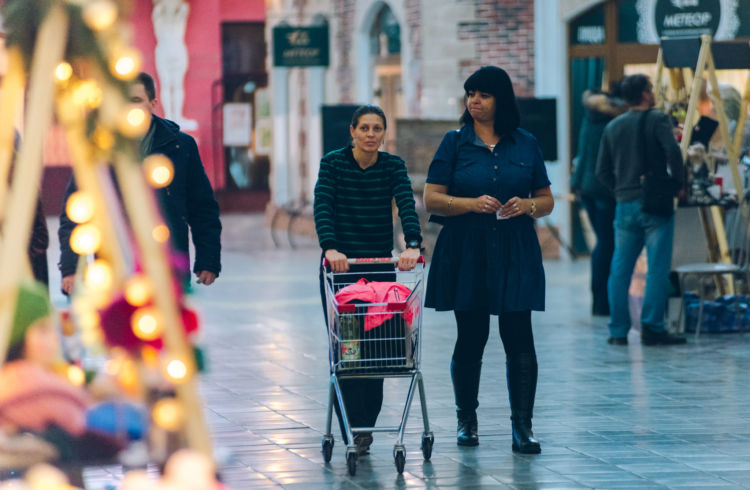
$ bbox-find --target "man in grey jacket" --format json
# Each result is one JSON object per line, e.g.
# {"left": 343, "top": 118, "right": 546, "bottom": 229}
{"left": 596, "top": 74, "right": 686, "bottom": 346}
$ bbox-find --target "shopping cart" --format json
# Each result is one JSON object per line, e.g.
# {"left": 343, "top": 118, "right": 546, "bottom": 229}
{"left": 321, "top": 257, "right": 433, "bottom": 476}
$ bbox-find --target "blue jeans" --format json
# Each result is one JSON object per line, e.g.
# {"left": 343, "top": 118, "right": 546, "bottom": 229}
{"left": 608, "top": 200, "right": 674, "bottom": 338}
{"left": 579, "top": 193, "right": 616, "bottom": 313}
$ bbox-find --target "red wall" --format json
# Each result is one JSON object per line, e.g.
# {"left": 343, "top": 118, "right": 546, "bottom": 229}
{"left": 220, "top": 0, "right": 265, "bottom": 21}
{"left": 128, "top": 0, "right": 265, "bottom": 190}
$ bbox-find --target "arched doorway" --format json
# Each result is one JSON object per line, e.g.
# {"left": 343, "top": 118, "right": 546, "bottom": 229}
{"left": 369, "top": 3, "right": 402, "bottom": 153}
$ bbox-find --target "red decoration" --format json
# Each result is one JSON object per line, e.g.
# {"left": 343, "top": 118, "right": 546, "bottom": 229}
{"left": 98, "top": 295, "right": 199, "bottom": 352}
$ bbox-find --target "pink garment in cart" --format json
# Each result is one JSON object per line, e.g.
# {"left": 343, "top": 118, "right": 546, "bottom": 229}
{"left": 334, "top": 279, "right": 417, "bottom": 331}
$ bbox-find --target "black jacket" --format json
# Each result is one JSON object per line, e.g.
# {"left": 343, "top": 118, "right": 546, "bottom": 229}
{"left": 59, "top": 116, "right": 221, "bottom": 278}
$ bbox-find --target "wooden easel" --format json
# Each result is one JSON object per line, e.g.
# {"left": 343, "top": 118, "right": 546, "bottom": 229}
{"left": 654, "top": 35, "right": 750, "bottom": 268}
{"left": 0, "top": 1, "right": 213, "bottom": 465}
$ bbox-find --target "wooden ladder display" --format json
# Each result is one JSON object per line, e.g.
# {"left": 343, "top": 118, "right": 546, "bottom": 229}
{"left": 0, "top": 0, "right": 213, "bottom": 468}
{"left": 654, "top": 35, "right": 750, "bottom": 272}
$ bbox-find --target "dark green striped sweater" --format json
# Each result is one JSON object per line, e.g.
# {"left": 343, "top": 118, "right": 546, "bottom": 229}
{"left": 313, "top": 146, "right": 422, "bottom": 257}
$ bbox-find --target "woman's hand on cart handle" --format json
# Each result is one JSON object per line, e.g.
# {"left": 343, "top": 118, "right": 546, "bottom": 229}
{"left": 325, "top": 249, "right": 349, "bottom": 272}
{"left": 398, "top": 247, "right": 421, "bottom": 271}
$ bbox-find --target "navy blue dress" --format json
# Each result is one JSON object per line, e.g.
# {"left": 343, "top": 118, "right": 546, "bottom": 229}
{"left": 425, "top": 125, "right": 551, "bottom": 314}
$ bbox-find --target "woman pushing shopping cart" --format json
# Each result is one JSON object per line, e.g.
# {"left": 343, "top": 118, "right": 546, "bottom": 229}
{"left": 314, "top": 105, "right": 432, "bottom": 475}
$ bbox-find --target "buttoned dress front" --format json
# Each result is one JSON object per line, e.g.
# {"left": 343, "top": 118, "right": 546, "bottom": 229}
{"left": 425, "top": 125, "right": 551, "bottom": 314}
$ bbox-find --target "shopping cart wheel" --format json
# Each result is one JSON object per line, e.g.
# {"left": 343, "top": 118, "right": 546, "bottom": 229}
{"left": 420, "top": 432, "right": 434, "bottom": 461}
{"left": 321, "top": 436, "right": 334, "bottom": 463}
{"left": 393, "top": 446, "right": 406, "bottom": 474}
{"left": 346, "top": 450, "right": 357, "bottom": 476}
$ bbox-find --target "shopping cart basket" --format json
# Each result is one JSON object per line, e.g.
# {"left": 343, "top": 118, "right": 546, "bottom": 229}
{"left": 321, "top": 257, "right": 433, "bottom": 476}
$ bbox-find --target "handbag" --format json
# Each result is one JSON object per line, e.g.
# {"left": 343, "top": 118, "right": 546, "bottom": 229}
{"left": 428, "top": 129, "right": 462, "bottom": 225}
{"left": 638, "top": 110, "right": 680, "bottom": 217}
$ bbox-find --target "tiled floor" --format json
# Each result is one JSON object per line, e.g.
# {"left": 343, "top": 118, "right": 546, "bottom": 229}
{"left": 195, "top": 216, "right": 750, "bottom": 489}
{"left": 46, "top": 215, "right": 750, "bottom": 489}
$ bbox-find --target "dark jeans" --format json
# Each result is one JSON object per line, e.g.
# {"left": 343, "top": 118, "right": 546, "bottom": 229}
{"left": 318, "top": 254, "right": 395, "bottom": 443}
{"left": 453, "top": 309, "right": 536, "bottom": 362}
{"left": 579, "top": 193, "right": 616, "bottom": 315}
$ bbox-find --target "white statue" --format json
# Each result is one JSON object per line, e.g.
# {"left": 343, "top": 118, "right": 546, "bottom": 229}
{"left": 152, "top": 0, "right": 198, "bottom": 130}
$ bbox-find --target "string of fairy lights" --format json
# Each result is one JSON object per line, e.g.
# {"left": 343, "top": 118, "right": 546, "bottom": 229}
{"left": 3, "top": 0, "right": 200, "bottom": 440}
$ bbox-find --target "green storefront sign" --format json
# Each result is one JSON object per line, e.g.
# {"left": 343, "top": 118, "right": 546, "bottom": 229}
{"left": 273, "top": 26, "right": 329, "bottom": 67}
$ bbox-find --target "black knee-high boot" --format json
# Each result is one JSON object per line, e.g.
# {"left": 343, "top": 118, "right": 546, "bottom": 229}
{"left": 451, "top": 359, "right": 482, "bottom": 446}
{"left": 507, "top": 353, "right": 541, "bottom": 454}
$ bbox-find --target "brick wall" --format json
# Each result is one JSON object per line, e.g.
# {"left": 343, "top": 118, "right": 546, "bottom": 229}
{"left": 395, "top": 119, "right": 457, "bottom": 182}
{"left": 405, "top": 0, "right": 423, "bottom": 115}
{"left": 332, "top": 0, "right": 356, "bottom": 102}
{"left": 457, "top": 0, "right": 534, "bottom": 96}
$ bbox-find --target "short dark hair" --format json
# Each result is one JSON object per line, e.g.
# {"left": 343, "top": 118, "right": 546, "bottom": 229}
{"left": 351, "top": 104, "right": 387, "bottom": 130}
{"left": 460, "top": 66, "right": 520, "bottom": 136}
{"left": 136, "top": 72, "right": 157, "bottom": 101}
{"left": 619, "top": 74, "right": 651, "bottom": 106}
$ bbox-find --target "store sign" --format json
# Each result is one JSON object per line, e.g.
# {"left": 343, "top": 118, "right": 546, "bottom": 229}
{"left": 635, "top": 0, "right": 740, "bottom": 43}
{"left": 273, "top": 25, "right": 329, "bottom": 67}
{"left": 570, "top": 3, "right": 606, "bottom": 45}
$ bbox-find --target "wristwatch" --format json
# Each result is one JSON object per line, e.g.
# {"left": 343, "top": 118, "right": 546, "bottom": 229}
{"left": 406, "top": 239, "right": 421, "bottom": 250}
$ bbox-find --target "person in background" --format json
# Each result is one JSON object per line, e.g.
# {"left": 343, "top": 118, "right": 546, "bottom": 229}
{"left": 58, "top": 72, "right": 221, "bottom": 294}
{"left": 314, "top": 104, "right": 421, "bottom": 455}
{"left": 571, "top": 86, "right": 626, "bottom": 316}
{"left": 423, "top": 66, "right": 553, "bottom": 454}
{"left": 596, "top": 74, "right": 686, "bottom": 346}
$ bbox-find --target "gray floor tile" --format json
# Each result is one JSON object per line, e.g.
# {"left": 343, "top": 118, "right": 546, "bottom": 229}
{"left": 49, "top": 215, "right": 750, "bottom": 489}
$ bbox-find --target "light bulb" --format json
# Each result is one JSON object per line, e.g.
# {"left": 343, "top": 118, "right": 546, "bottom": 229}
{"left": 144, "top": 154, "right": 174, "bottom": 188}
{"left": 132, "top": 307, "right": 162, "bottom": 341}
{"left": 66, "top": 191, "right": 95, "bottom": 224}
{"left": 83, "top": 0, "right": 118, "bottom": 31}
{"left": 118, "top": 360, "right": 138, "bottom": 393}
{"left": 119, "top": 106, "right": 150, "bottom": 138}
{"left": 72, "top": 79, "right": 102, "bottom": 109}
{"left": 165, "top": 358, "right": 189, "bottom": 383}
{"left": 153, "top": 398, "right": 185, "bottom": 432}
{"left": 55, "top": 62, "right": 73, "bottom": 82}
{"left": 77, "top": 310, "right": 100, "bottom": 331}
{"left": 142, "top": 345, "right": 159, "bottom": 368}
{"left": 25, "top": 464, "right": 69, "bottom": 488}
{"left": 152, "top": 224, "right": 170, "bottom": 243}
{"left": 93, "top": 128, "right": 115, "bottom": 150}
{"left": 67, "top": 365, "right": 86, "bottom": 386}
{"left": 70, "top": 223, "right": 102, "bottom": 254}
{"left": 110, "top": 48, "right": 141, "bottom": 80}
{"left": 84, "top": 259, "right": 113, "bottom": 290}
{"left": 125, "top": 275, "right": 152, "bottom": 307}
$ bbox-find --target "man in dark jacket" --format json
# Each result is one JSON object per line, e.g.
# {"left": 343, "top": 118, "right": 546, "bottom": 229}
{"left": 571, "top": 88, "right": 626, "bottom": 316}
{"left": 596, "top": 74, "right": 685, "bottom": 346}
{"left": 59, "top": 72, "right": 221, "bottom": 294}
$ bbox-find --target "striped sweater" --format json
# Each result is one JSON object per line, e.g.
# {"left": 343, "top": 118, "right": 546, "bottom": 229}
{"left": 314, "top": 146, "right": 422, "bottom": 257}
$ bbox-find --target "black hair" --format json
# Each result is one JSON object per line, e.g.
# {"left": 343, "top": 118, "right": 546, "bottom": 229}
{"left": 136, "top": 72, "right": 157, "bottom": 101}
{"left": 459, "top": 66, "right": 520, "bottom": 136}
{"left": 351, "top": 105, "right": 387, "bottom": 130}
{"left": 619, "top": 74, "right": 651, "bottom": 106}
{"left": 608, "top": 79, "right": 623, "bottom": 99}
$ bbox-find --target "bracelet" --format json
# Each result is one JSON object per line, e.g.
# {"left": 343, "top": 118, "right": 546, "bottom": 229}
{"left": 448, "top": 196, "right": 454, "bottom": 209}
{"left": 529, "top": 199, "right": 537, "bottom": 217}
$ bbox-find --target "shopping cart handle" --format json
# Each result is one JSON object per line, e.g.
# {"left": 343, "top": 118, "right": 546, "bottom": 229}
{"left": 323, "top": 256, "right": 425, "bottom": 267}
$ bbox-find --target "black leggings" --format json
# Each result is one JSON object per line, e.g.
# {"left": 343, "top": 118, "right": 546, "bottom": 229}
{"left": 452, "top": 309, "right": 536, "bottom": 363}
{"left": 318, "top": 255, "right": 394, "bottom": 443}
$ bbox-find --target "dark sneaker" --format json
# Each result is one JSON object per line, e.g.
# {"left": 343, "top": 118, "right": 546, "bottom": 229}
{"left": 607, "top": 337, "right": 628, "bottom": 345}
{"left": 641, "top": 330, "right": 687, "bottom": 345}
{"left": 354, "top": 433, "right": 373, "bottom": 455}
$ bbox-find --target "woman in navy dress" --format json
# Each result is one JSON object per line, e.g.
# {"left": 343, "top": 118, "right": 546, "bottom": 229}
{"left": 424, "top": 66, "right": 554, "bottom": 454}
